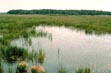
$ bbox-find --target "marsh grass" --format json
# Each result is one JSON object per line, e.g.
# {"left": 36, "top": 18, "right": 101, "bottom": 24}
{"left": 8, "top": 67, "right": 13, "bottom": 73}
{"left": 76, "top": 68, "right": 83, "bottom": 73}
{"left": 0, "top": 60, "right": 4, "bottom": 73}
{"left": 84, "top": 68, "right": 90, "bottom": 73}
{"left": 1, "top": 15, "right": 111, "bottom": 47}
{"left": 58, "top": 67, "right": 67, "bottom": 73}
{"left": 37, "top": 49, "right": 45, "bottom": 65}
{"left": 76, "top": 67, "right": 91, "bottom": 73}
{"left": 0, "top": 14, "right": 110, "bottom": 73}
{"left": 29, "top": 48, "right": 45, "bottom": 65}
{"left": 0, "top": 46, "right": 29, "bottom": 63}
{"left": 29, "top": 48, "right": 38, "bottom": 65}
{"left": 16, "top": 61, "right": 28, "bottom": 73}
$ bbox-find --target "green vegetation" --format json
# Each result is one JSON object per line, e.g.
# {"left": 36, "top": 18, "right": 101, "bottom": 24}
{"left": 1, "top": 14, "right": 111, "bottom": 47}
{"left": 0, "top": 46, "right": 29, "bottom": 63}
{"left": 76, "top": 68, "right": 83, "bottom": 73}
{"left": 30, "top": 49, "right": 45, "bottom": 65}
{"left": 16, "top": 61, "right": 28, "bottom": 73}
{"left": 76, "top": 67, "right": 91, "bottom": 73}
{"left": 0, "top": 60, "right": 4, "bottom": 73}
{"left": 0, "top": 14, "right": 111, "bottom": 73}
{"left": 58, "top": 67, "right": 67, "bottom": 73}
{"left": 37, "top": 49, "right": 45, "bottom": 64}
{"left": 8, "top": 67, "right": 12, "bottom": 73}
{"left": 7, "top": 9, "right": 111, "bottom": 15}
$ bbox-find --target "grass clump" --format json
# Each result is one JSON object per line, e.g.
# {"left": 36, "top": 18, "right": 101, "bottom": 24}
{"left": 31, "top": 49, "right": 45, "bottom": 65}
{"left": 8, "top": 67, "right": 13, "bottom": 73}
{"left": 84, "top": 68, "right": 90, "bottom": 73}
{"left": 16, "top": 61, "right": 28, "bottom": 73}
{"left": 58, "top": 67, "right": 67, "bottom": 73}
{"left": 76, "top": 67, "right": 91, "bottom": 73}
{"left": 31, "top": 65, "right": 45, "bottom": 73}
{"left": 37, "top": 49, "right": 45, "bottom": 64}
{"left": 76, "top": 68, "right": 83, "bottom": 73}
{"left": 0, "top": 46, "right": 29, "bottom": 63}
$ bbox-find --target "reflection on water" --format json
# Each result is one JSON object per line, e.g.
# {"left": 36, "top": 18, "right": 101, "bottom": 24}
{"left": 11, "top": 26, "right": 111, "bottom": 73}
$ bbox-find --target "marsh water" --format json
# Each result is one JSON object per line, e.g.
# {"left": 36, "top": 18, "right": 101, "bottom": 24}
{"left": 10, "top": 26, "right": 111, "bottom": 73}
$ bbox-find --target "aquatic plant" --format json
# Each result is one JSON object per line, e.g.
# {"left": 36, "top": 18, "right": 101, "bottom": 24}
{"left": 84, "top": 68, "right": 90, "bottom": 73}
{"left": 58, "top": 67, "right": 67, "bottom": 73}
{"left": 28, "top": 48, "right": 45, "bottom": 65}
{"left": 31, "top": 65, "right": 45, "bottom": 73}
{"left": 29, "top": 48, "right": 38, "bottom": 65}
{"left": 8, "top": 67, "right": 13, "bottom": 73}
{"left": 37, "top": 49, "right": 45, "bottom": 65}
{"left": 0, "top": 46, "right": 29, "bottom": 63}
{"left": 0, "top": 38, "right": 10, "bottom": 46}
{"left": 16, "top": 61, "right": 28, "bottom": 73}
{"left": 76, "top": 67, "right": 91, "bottom": 73}
{"left": 76, "top": 68, "right": 83, "bottom": 73}
{"left": 0, "top": 60, "right": 4, "bottom": 73}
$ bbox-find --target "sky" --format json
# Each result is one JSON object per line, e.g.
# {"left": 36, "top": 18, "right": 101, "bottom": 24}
{"left": 0, "top": 0, "right": 111, "bottom": 12}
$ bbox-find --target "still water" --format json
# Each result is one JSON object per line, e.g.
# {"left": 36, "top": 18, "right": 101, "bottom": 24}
{"left": 11, "top": 26, "right": 111, "bottom": 73}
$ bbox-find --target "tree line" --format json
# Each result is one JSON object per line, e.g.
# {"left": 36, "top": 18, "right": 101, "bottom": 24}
{"left": 7, "top": 9, "right": 111, "bottom": 15}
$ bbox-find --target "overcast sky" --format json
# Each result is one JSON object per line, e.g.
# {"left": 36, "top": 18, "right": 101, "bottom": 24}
{"left": 0, "top": 0, "right": 111, "bottom": 12}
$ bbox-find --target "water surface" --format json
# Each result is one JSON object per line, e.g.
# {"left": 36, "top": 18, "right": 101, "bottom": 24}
{"left": 11, "top": 26, "right": 111, "bottom": 73}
